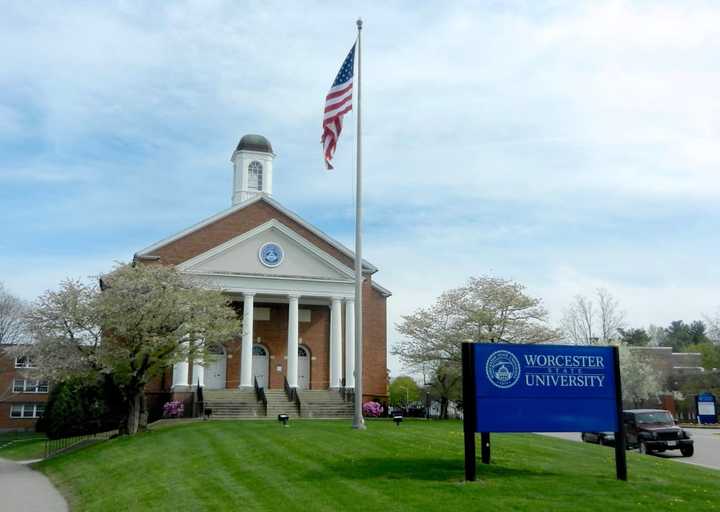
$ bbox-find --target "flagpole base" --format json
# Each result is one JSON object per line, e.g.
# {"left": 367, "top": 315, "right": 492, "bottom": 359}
{"left": 352, "top": 419, "right": 367, "bottom": 430}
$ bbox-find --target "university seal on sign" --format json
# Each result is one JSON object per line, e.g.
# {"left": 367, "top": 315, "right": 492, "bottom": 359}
{"left": 485, "top": 350, "right": 521, "bottom": 389}
{"left": 259, "top": 242, "right": 284, "bottom": 268}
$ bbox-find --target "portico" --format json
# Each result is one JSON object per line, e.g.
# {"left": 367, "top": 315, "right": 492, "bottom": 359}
{"left": 172, "top": 293, "right": 355, "bottom": 391}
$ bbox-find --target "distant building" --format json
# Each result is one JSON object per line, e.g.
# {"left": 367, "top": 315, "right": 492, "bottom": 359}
{"left": 630, "top": 346, "right": 704, "bottom": 385}
{"left": 0, "top": 346, "right": 49, "bottom": 432}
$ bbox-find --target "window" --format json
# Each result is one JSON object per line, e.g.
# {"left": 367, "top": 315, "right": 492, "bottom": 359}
{"left": 248, "top": 161, "right": 263, "bottom": 191}
{"left": 13, "top": 379, "right": 49, "bottom": 394}
{"left": 15, "top": 356, "right": 36, "bottom": 368}
{"left": 9, "top": 403, "right": 44, "bottom": 419}
{"left": 252, "top": 345, "right": 267, "bottom": 356}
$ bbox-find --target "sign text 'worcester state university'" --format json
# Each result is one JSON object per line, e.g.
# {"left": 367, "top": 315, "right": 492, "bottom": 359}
{"left": 473, "top": 343, "right": 619, "bottom": 433}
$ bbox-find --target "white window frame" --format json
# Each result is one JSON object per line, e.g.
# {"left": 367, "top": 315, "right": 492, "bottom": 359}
{"left": 248, "top": 161, "right": 263, "bottom": 191}
{"left": 12, "top": 379, "right": 49, "bottom": 394}
{"left": 9, "top": 403, "right": 45, "bottom": 419}
{"left": 14, "top": 356, "right": 36, "bottom": 369}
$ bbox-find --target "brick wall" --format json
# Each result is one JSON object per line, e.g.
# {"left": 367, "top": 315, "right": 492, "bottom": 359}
{"left": 362, "top": 278, "right": 389, "bottom": 401}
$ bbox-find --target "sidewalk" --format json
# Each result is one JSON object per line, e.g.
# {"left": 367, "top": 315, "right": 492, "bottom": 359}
{"left": 0, "top": 458, "right": 68, "bottom": 512}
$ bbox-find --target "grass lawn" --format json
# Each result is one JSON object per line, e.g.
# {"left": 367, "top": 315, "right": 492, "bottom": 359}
{"left": 37, "top": 420, "right": 720, "bottom": 511}
{"left": 0, "top": 432, "right": 46, "bottom": 461}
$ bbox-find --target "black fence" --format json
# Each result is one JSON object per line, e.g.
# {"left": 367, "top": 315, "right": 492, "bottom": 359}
{"left": 44, "top": 429, "right": 117, "bottom": 459}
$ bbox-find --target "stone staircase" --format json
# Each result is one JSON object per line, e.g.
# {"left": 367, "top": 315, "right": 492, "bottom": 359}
{"left": 201, "top": 388, "right": 352, "bottom": 420}
{"left": 265, "top": 389, "right": 300, "bottom": 418}
{"left": 203, "top": 389, "right": 265, "bottom": 419}
{"left": 298, "top": 390, "right": 353, "bottom": 419}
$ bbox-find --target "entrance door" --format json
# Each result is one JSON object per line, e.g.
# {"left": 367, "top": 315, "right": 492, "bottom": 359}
{"left": 204, "top": 345, "right": 227, "bottom": 389}
{"left": 298, "top": 346, "right": 310, "bottom": 389}
{"left": 252, "top": 345, "right": 269, "bottom": 388}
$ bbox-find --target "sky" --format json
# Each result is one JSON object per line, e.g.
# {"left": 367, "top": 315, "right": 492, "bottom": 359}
{"left": 2, "top": 1, "right": 719, "bottom": 377}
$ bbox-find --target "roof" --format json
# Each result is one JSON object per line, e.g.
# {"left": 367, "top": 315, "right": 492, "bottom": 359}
{"left": 135, "top": 194, "right": 379, "bottom": 274}
{"left": 236, "top": 134, "right": 273, "bottom": 154}
{"left": 371, "top": 280, "right": 392, "bottom": 297}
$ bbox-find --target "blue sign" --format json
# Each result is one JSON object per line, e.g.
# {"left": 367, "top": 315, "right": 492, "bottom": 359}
{"left": 697, "top": 392, "right": 717, "bottom": 424}
{"left": 473, "top": 344, "right": 619, "bottom": 433}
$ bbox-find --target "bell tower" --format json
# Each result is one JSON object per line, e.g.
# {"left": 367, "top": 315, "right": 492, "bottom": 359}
{"left": 231, "top": 134, "right": 275, "bottom": 205}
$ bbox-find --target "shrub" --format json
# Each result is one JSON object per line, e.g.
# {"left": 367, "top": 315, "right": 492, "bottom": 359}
{"left": 363, "top": 401, "right": 384, "bottom": 417}
{"left": 162, "top": 401, "right": 185, "bottom": 418}
{"left": 36, "top": 376, "right": 124, "bottom": 439}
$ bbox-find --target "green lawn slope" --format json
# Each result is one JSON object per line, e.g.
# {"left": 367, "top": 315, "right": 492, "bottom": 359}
{"left": 37, "top": 420, "right": 719, "bottom": 511}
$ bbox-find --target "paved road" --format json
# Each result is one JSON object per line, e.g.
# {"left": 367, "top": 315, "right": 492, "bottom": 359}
{"left": 541, "top": 428, "right": 720, "bottom": 471}
{"left": 0, "top": 458, "right": 68, "bottom": 511}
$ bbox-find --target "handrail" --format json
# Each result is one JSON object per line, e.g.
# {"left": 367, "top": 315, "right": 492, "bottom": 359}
{"left": 284, "top": 377, "right": 301, "bottom": 415}
{"left": 254, "top": 376, "right": 267, "bottom": 413}
{"left": 195, "top": 383, "right": 204, "bottom": 418}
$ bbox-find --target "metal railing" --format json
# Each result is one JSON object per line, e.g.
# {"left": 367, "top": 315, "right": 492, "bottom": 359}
{"left": 284, "top": 377, "right": 301, "bottom": 415}
{"left": 254, "top": 377, "right": 267, "bottom": 415}
{"left": 44, "top": 429, "right": 117, "bottom": 459}
{"left": 194, "top": 384, "right": 205, "bottom": 418}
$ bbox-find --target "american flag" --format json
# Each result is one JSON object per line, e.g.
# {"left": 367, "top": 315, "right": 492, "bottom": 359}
{"left": 321, "top": 44, "right": 356, "bottom": 170}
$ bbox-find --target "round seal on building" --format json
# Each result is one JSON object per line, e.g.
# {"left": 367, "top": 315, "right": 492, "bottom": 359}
{"left": 485, "top": 350, "right": 521, "bottom": 389}
{"left": 259, "top": 242, "right": 284, "bottom": 268}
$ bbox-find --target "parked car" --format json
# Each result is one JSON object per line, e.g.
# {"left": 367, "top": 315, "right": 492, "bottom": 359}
{"left": 623, "top": 409, "right": 693, "bottom": 457}
{"left": 580, "top": 431, "right": 615, "bottom": 446}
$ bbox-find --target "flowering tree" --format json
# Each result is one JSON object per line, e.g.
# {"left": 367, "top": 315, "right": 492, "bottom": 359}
{"left": 619, "top": 345, "right": 662, "bottom": 407}
{"left": 24, "top": 263, "right": 241, "bottom": 435}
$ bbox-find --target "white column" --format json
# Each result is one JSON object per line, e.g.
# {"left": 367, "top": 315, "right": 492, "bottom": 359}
{"left": 344, "top": 299, "right": 355, "bottom": 389}
{"left": 172, "top": 360, "right": 189, "bottom": 389}
{"left": 287, "top": 294, "right": 299, "bottom": 388}
{"left": 240, "top": 292, "right": 255, "bottom": 388}
{"left": 330, "top": 297, "right": 343, "bottom": 388}
{"left": 192, "top": 361, "right": 205, "bottom": 387}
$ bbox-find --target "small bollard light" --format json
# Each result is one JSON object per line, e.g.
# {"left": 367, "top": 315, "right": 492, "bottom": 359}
{"left": 278, "top": 413, "right": 290, "bottom": 427}
{"left": 393, "top": 415, "right": 403, "bottom": 426}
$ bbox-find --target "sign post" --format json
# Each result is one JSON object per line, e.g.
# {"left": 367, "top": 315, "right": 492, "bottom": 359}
{"left": 462, "top": 342, "right": 627, "bottom": 481}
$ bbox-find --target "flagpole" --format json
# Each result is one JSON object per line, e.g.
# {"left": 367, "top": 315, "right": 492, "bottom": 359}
{"left": 352, "top": 17, "right": 366, "bottom": 430}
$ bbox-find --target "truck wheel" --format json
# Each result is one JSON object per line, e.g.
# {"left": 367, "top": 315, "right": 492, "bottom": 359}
{"left": 680, "top": 446, "right": 694, "bottom": 457}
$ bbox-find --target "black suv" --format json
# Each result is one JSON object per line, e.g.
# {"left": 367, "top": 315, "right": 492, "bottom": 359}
{"left": 623, "top": 409, "right": 694, "bottom": 457}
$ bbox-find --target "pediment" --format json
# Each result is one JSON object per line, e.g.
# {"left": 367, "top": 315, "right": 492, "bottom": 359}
{"left": 177, "top": 220, "right": 353, "bottom": 281}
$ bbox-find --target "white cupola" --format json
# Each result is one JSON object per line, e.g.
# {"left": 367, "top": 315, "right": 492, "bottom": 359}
{"left": 231, "top": 134, "right": 275, "bottom": 205}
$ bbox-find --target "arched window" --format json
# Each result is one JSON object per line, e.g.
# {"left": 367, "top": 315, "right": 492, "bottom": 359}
{"left": 248, "top": 161, "right": 263, "bottom": 191}
{"left": 298, "top": 346, "right": 308, "bottom": 357}
{"left": 252, "top": 345, "right": 267, "bottom": 356}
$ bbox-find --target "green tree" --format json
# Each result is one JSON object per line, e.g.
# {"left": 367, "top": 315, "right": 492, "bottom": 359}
{"left": 24, "top": 264, "right": 242, "bottom": 435}
{"left": 685, "top": 343, "right": 720, "bottom": 370}
{"left": 429, "top": 363, "right": 461, "bottom": 419}
{"left": 618, "top": 328, "right": 651, "bottom": 346}
{"left": 662, "top": 320, "right": 710, "bottom": 351}
{"left": 389, "top": 376, "right": 420, "bottom": 408}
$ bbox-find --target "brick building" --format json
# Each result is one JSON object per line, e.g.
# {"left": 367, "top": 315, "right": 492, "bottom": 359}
{"left": 0, "top": 346, "right": 49, "bottom": 431}
{"left": 136, "top": 135, "right": 390, "bottom": 417}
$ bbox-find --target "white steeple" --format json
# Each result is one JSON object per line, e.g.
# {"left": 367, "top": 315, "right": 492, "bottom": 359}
{"left": 231, "top": 134, "right": 275, "bottom": 205}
